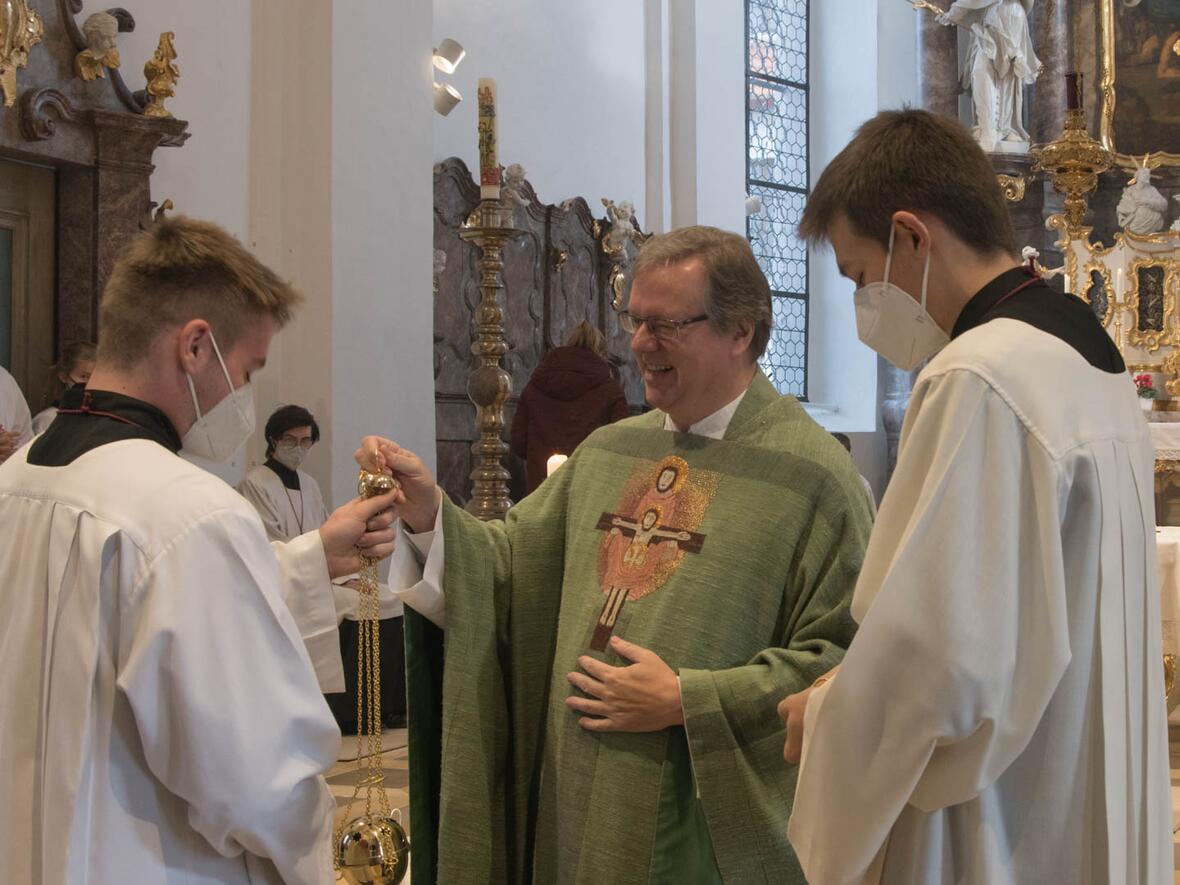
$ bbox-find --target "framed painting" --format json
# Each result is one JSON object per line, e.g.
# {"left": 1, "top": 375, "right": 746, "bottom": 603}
{"left": 1099, "top": 0, "right": 1180, "bottom": 164}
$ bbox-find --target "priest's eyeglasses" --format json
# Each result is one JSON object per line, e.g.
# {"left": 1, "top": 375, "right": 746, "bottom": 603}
{"left": 618, "top": 311, "right": 709, "bottom": 340}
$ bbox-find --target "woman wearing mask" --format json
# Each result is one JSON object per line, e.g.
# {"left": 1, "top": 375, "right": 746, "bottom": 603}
{"left": 31, "top": 342, "right": 96, "bottom": 434}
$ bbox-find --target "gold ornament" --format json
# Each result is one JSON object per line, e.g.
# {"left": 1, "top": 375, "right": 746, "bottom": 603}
{"left": 143, "top": 32, "right": 179, "bottom": 118}
{"left": 333, "top": 469, "right": 409, "bottom": 884}
{"left": 0, "top": 0, "right": 43, "bottom": 108}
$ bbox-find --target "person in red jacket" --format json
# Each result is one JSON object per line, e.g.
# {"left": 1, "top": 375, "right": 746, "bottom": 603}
{"left": 511, "top": 320, "right": 631, "bottom": 494}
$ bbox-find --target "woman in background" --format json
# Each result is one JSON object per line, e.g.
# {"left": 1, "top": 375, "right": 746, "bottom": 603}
{"left": 511, "top": 320, "right": 630, "bottom": 494}
{"left": 31, "top": 342, "right": 96, "bottom": 434}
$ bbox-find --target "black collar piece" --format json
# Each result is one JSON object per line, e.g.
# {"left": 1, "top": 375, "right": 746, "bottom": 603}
{"left": 28, "top": 388, "right": 183, "bottom": 467}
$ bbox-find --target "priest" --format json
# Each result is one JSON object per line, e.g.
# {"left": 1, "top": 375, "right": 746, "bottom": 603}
{"left": 782, "top": 109, "right": 1171, "bottom": 883}
{"left": 0, "top": 216, "right": 400, "bottom": 885}
{"left": 361, "top": 226, "right": 873, "bottom": 884}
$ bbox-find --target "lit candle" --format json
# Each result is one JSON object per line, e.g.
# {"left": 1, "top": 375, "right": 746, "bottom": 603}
{"left": 546, "top": 454, "right": 568, "bottom": 476}
{"left": 1116, "top": 266, "right": 1123, "bottom": 302}
{"left": 1063, "top": 270, "right": 1071, "bottom": 295}
{"left": 477, "top": 77, "right": 500, "bottom": 200}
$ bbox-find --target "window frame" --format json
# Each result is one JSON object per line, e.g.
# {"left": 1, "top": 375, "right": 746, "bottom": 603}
{"left": 745, "top": 0, "right": 810, "bottom": 401}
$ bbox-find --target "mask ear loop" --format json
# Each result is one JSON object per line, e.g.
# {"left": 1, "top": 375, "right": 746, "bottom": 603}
{"left": 919, "top": 245, "right": 932, "bottom": 314}
{"left": 883, "top": 225, "right": 896, "bottom": 287}
{"left": 186, "top": 374, "right": 204, "bottom": 423}
{"left": 208, "top": 329, "right": 251, "bottom": 421}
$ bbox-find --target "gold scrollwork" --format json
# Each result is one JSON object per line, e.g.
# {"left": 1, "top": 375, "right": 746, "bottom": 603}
{"left": 0, "top": 0, "right": 43, "bottom": 108}
{"left": 1126, "top": 256, "right": 1175, "bottom": 353}
{"left": 996, "top": 174, "right": 1027, "bottom": 202}
{"left": 143, "top": 32, "right": 179, "bottom": 119}
{"left": 1079, "top": 260, "right": 1115, "bottom": 327}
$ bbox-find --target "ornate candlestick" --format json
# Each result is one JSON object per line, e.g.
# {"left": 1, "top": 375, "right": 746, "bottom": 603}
{"left": 1032, "top": 72, "right": 1112, "bottom": 232}
{"left": 458, "top": 199, "right": 523, "bottom": 520}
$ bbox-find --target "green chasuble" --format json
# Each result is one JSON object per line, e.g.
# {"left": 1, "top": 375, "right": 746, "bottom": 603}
{"left": 406, "top": 371, "right": 872, "bottom": 884}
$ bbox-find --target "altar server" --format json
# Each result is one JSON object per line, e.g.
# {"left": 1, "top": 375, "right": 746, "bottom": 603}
{"left": 240, "top": 403, "right": 405, "bottom": 715}
{"left": 782, "top": 109, "right": 1171, "bottom": 884}
{"left": 0, "top": 363, "right": 32, "bottom": 461}
{"left": 0, "top": 216, "right": 398, "bottom": 885}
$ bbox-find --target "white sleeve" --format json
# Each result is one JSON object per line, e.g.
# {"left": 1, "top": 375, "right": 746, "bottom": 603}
{"left": 117, "top": 509, "right": 339, "bottom": 885}
{"left": 272, "top": 531, "right": 344, "bottom": 694}
{"left": 388, "top": 506, "right": 446, "bottom": 628}
{"left": 788, "top": 369, "right": 1071, "bottom": 885}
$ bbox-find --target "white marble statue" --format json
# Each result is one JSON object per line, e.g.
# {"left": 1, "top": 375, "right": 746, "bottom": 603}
{"left": 1117, "top": 160, "right": 1168, "bottom": 235}
{"left": 935, "top": 0, "right": 1042, "bottom": 153}
{"left": 1172, "top": 195, "right": 1180, "bottom": 232}
{"left": 502, "top": 163, "right": 530, "bottom": 207}
{"left": 602, "top": 198, "right": 636, "bottom": 254}
{"left": 75, "top": 12, "right": 120, "bottom": 81}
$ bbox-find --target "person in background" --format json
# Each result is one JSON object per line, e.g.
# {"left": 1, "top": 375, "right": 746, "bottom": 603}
{"left": 239, "top": 403, "right": 406, "bottom": 731}
{"left": 0, "top": 365, "right": 32, "bottom": 463}
{"left": 510, "top": 319, "right": 630, "bottom": 494}
{"left": 32, "top": 342, "right": 97, "bottom": 435}
{"left": 831, "top": 431, "right": 877, "bottom": 518}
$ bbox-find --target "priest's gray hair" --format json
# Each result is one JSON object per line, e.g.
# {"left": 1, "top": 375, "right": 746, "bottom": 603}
{"left": 633, "top": 225, "right": 772, "bottom": 360}
{"left": 98, "top": 215, "right": 303, "bottom": 368}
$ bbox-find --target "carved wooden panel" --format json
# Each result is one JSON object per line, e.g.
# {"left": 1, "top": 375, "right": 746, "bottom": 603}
{"left": 433, "top": 158, "right": 643, "bottom": 505}
{"left": 0, "top": 1, "right": 187, "bottom": 388}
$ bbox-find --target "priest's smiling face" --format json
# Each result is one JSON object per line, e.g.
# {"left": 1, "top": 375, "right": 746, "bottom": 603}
{"left": 629, "top": 258, "right": 755, "bottom": 430}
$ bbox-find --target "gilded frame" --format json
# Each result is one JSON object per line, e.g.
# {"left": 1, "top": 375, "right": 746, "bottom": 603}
{"left": 1126, "top": 256, "right": 1175, "bottom": 352}
{"left": 1098, "top": 0, "right": 1180, "bottom": 166}
{"left": 1081, "top": 260, "right": 1116, "bottom": 326}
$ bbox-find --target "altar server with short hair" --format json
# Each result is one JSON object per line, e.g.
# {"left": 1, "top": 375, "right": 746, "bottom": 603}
{"left": 0, "top": 216, "right": 399, "bottom": 885}
{"left": 781, "top": 109, "right": 1171, "bottom": 884}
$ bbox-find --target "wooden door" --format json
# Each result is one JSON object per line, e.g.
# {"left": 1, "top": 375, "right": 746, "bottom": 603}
{"left": 0, "top": 159, "right": 55, "bottom": 412}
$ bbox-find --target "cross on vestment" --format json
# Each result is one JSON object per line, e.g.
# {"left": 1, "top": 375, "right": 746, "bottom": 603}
{"left": 590, "top": 509, "right": 706, "bottom": 651}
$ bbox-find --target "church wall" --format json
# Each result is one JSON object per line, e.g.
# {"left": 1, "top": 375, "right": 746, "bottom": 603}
{"left": 432, "top": 0, "right": 648, "bottom": 220}
{"left": 79, "top": 0, "right": 254, "bottom": 487}
{"left": 329, "top": 0, "right": 437, "bottom": 501}
{"left": 248, "top": 0, "right": 336, "bottom": 499}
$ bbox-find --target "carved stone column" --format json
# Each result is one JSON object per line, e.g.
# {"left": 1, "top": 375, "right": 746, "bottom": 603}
{"left": 1031, "top": 0, "right": 1071, "bottom": 145}
{"left": 917, "top": 12, "right": 959, "bottom": 119}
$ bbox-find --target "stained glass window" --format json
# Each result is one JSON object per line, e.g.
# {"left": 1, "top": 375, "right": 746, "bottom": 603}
{"left": 747, "top": 0, "right": 809, "bottom": 398}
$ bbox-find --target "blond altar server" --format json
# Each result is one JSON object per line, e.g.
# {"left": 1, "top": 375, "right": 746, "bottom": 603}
{"left": 0, "top": 217, "right": 398, "bottom": 885}
{"left": 781, "top": 110, "right": 1171, "bottom": 884}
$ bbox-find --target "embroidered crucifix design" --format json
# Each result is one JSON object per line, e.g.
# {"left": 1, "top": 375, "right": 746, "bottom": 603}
{"left": 590, "top": 499, "right": 706, "bottom": 651}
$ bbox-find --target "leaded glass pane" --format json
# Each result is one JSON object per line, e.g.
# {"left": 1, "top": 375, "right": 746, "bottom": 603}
{"left": 760, "top": 296, "right": 807, "bottom": 397}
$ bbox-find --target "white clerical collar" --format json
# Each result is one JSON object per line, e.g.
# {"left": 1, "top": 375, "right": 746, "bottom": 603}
{"left": 663, "top": 388, "right": 747, "bottom": 440}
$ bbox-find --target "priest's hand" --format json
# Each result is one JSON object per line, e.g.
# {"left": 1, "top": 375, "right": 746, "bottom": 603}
{"left": 355, "top": 436, "right": 441, "bottom": 533}
{"left": 565, "top": 636, "right": 683, "bottom": 733}
{"left": 319, "top": 490, "right": 400, "bottom": 579}
{"left": 0, "top": 427, "right": 18, "bottom": 463}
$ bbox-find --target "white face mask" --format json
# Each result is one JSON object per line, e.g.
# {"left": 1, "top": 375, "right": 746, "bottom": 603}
{"left": 853, "top": 226, "right": 950, "bottom": 372}
{"left": 273, "top": 442, "right": 307, "bottom": 471}
{"left": 180, "top": 331, "right": 256, "bottom": 462}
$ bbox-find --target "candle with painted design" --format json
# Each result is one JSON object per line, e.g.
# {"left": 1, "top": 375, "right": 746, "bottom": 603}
{"left": 477, "top": 77, "right": 501, "bottom": 200}
{"left": 546, "top": 454, "right": 568, "bottom": 476}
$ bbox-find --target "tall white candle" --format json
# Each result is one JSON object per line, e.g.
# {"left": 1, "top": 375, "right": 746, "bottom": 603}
{"left": 546, "top": 454, "right": 568, "bottom": 476}
{"left": 477, "top": 77, "right": 500, "bottom": 200}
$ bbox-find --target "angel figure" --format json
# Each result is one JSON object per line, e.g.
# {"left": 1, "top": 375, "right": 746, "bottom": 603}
{"left": 1117, "top": 156, "right": 1168, "bottom": 235}
{"left": 502, "top": 163, "right": 530, "bottom": 207}
{"left": 602, "top": 198, "right": 637, "bottom": 254}
{"left": 75, "top": 12, "right": 120, "bottom": 81}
